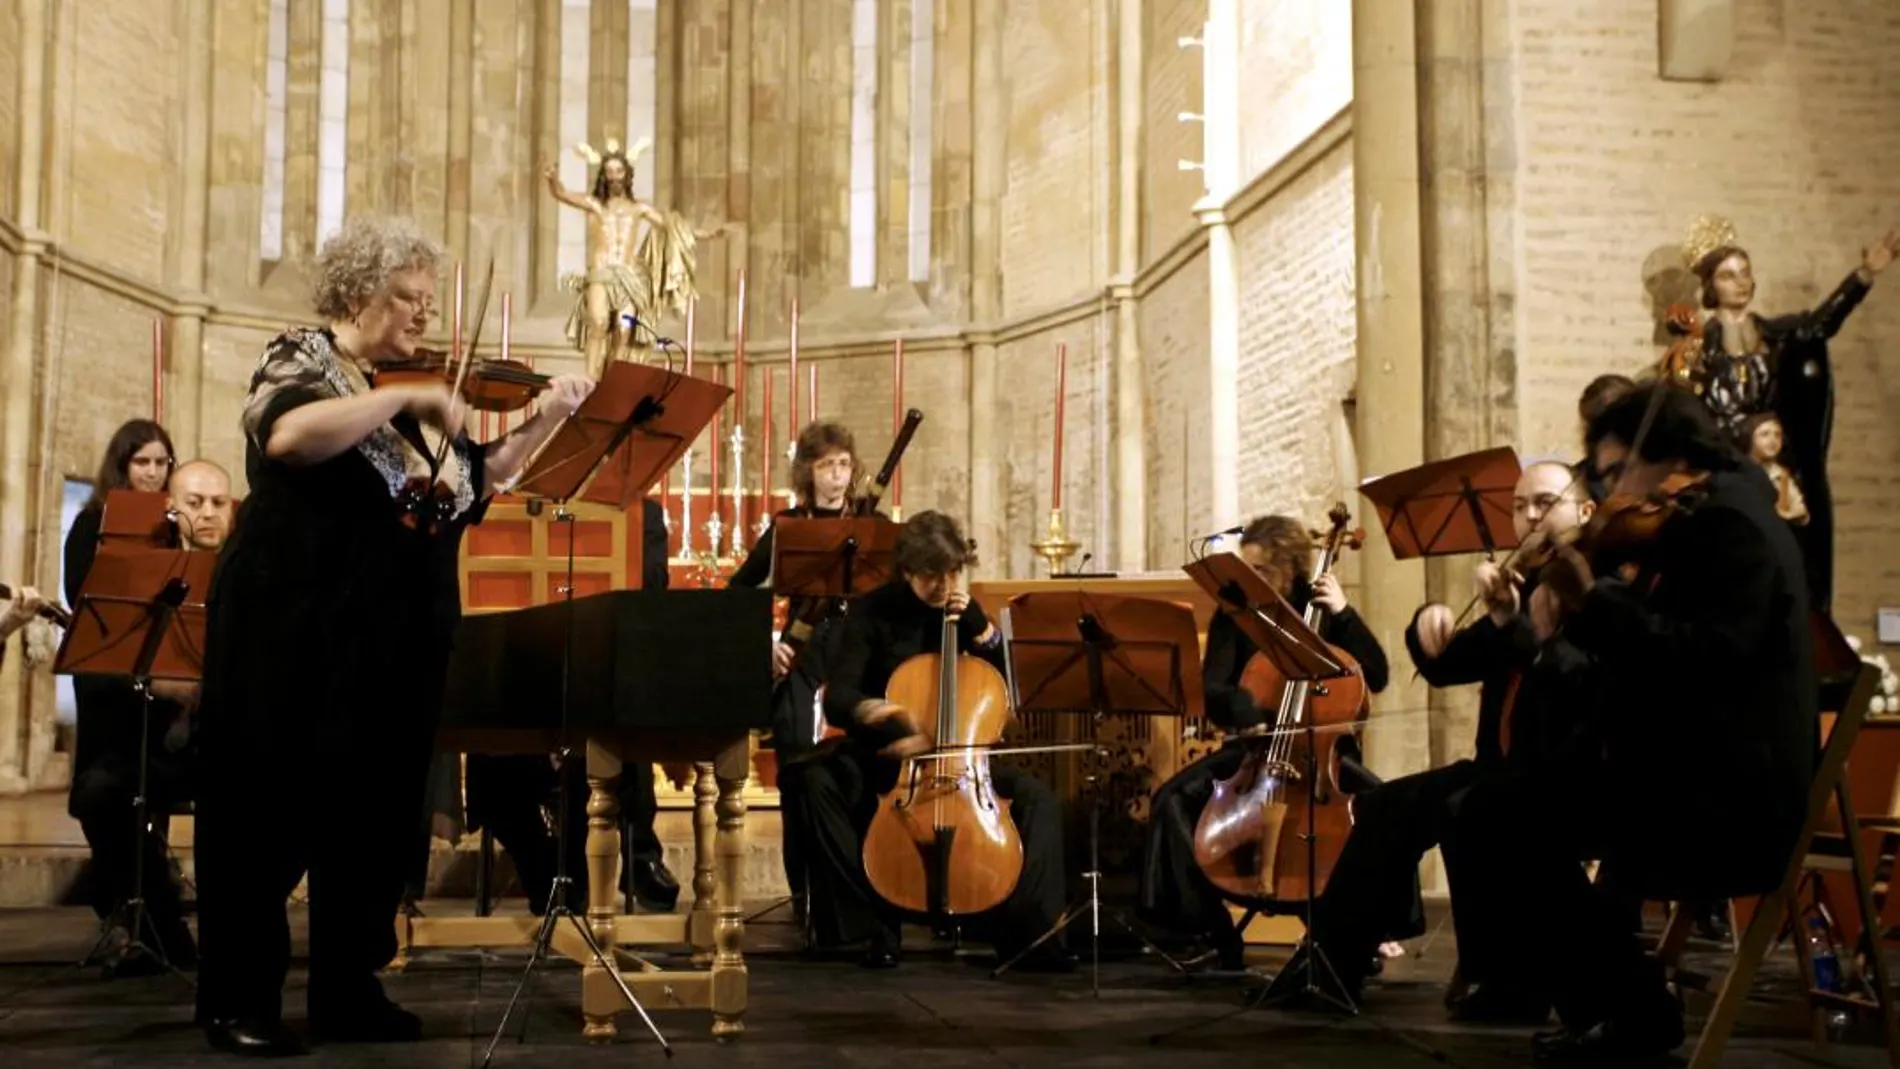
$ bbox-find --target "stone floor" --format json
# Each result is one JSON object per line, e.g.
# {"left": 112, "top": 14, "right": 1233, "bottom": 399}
{"left": 0, "top": 901, "right": 1893, "bottom": 1068}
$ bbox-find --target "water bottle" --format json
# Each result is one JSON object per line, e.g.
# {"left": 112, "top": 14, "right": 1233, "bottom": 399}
{"left": 1807, "top": 915, "right": 1843, "bottom": 994}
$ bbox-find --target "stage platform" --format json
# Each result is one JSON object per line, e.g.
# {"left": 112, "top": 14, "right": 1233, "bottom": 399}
{"left": 0, "top": 901, "right": 1886, "bottom": 1068}
{"left": 0, "top": 789, "right": 791, "bottom": 908}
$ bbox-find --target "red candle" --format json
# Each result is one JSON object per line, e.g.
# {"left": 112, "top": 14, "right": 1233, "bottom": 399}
{"left": 1052, "top": 342, "right": 1067, "bottom": 510}
{"left": 708, "top": 367, "right": 722, "bottom": 524}
{"left": 760, "top": 370, "right": 775, "bottom": 516}
{"left": 788, "top": 298, "right": 801, "bottom": 435}
{"left": 733, "top": 270, "right": 747, "bottom": 424}
{"left": 151, "top": 318, "right": 164, "bottom": 424}
{"left": 809, "top": 364, "right": 819, "bottom": 420}
{"left": 684, "top": 298, "right": 696, "bottom": 376}
{"left": 892, "top": 340, "right": 904, "bottom": 508}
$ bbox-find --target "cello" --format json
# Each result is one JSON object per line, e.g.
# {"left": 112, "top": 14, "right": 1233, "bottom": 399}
{"left": 860, "top": 571, "right": 1024, "bottom": 918}
{"left": 1192, "top": 503, "right": 1369, "bottom": 903}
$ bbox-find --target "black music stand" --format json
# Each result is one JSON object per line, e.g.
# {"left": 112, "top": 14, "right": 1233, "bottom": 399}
{"left": 57, "top": 539, "right": 208, "bottom": 983}
{"left": 1151, "top": 553, "right": 1360, "bottom": 1039}
{"left": 481, "top": 361, "right": 724, "bottom": 1065}
{"left": 990, "top": 591, "right": 1203, "bottom": 993}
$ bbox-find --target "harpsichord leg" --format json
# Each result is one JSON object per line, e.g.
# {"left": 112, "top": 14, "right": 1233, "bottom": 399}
{"left": 581, "top": 739, "right": 624, "bottom": 1042}
{"left": 711, "top": 738, "right": 750, "bottom": 1040}
{"left": 690, "top": 761, "right": 717, "bottom": 964}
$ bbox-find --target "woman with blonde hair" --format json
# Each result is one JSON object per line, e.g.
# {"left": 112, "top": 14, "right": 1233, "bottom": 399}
{"left": 192, "top": 215, "right": 594, "bottom": 1056}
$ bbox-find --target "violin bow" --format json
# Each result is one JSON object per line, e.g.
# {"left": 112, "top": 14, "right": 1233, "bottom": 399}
{"left": 1446, "top": 379, "right": 1673, "bottom": 631}
{"left": 429, "top": 258, "right": 495, "bottom": 477}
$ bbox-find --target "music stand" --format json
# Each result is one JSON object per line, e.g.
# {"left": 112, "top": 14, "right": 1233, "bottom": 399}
{"left": 56, "top": 534, "right": 211, "bottom": 983}
{"left": 771, "top": 517, "right": 901, "bottom": 603}
{"left": 990, "top": 591, "right": 1203, "bottom": 993}
{"left": 1357, "top": 447, "right": 1522, "bottom": 561}
{"left": 1152, "top": 553, "right": 1359, "bottom": 1037}
{"left": 481, "top": 361, "right": 724, "bottom": 1066}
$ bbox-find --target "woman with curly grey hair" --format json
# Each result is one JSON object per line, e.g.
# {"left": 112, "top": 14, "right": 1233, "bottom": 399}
{"left": 192, "top": 215, "right": 594, "bottom": 1056}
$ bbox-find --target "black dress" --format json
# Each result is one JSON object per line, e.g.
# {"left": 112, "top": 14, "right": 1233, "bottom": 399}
{"left": 1136, "top": 577, "right": 1390, "bottom": 961}
{"left": 1446, "top": 467, "right": 1815, "bottom": 1036}
{"left": 193, "top": 328, "right": 491, "bottom": 1026}
{"left": 796, "top": 580, "right": 1068, "bottom": 962}
{"left": 61, "top": 505, "right": 196, "bottom": 956}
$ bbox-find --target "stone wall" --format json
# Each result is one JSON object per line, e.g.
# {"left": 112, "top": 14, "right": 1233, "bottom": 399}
{"left": 1511, "top": 0, "right": 1900, "bottom": 634}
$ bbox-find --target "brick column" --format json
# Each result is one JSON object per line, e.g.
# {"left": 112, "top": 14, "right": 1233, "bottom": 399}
{"left": 1110, "top": 0, "right": 1146, "bottom": 571}
{"left": 965, "top": 0, "right": 1005, "bottom": 574}
{"left": 166, "top": 0, "right": 215, "bottom": 458}
{"left": 1351, "top": 0, "right": 1429, "bottom": 780}
{"left": 0, "top": 0, "right": 51, "bottom": 793}
{"left": 1195, "top": 0, "right": 1241, "bottom": 529}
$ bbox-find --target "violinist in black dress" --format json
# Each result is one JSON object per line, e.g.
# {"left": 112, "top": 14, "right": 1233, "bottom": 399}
{"left": 192, "top": 215, "right": 595, "bottom": 1057}
{"left": 794, "top": 511, "right": 1074, "bottom": 970}
{"left": 1453, "top": 383, "right": 1816, "bottom": 1066}
{"left": 1136, "top": 515, "right": 1389, "bottom": 970}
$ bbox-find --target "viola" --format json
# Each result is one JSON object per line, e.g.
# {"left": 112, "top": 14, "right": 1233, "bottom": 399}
{"left": 376, "top": 348, "right": 551, "bottom": 414}
{"left": 0, "top": 582, "right": 72, "bottom": 629}
{"left": 860, "top": 585, "right": 1024, "bottom": 919}
{"left": 1192, "top": 503, "right": 1369, "bottom": 905}
{"left": 1524, "top": 470, "right": 1710, "bottom": 585}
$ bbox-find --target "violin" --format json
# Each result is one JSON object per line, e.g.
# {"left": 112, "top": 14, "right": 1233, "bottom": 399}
{"left": 860, "top": 574, "right": 1024, "bottom": 919}
{"left": 0, "top": 582, "right": 72, "bottom": 629}
{"left": 375, "top": 348, "right": 551, "bottom": 413}
{"left": 1192, "top": 503, "right": 1369, "bottom": 904}
{"left": 1529, "top": 470, "right": 1710, "bottom": 605}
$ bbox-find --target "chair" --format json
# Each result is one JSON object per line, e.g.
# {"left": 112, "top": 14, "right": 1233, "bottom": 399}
{"left": 1652, "top": 663, "right": 1899, "bottom": 1069}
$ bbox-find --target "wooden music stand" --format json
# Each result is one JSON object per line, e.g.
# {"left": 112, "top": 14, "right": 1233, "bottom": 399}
{"left": 1183, "top": 553, "right": 1345, "bottom": 682}
{"left": 515, "top": 360, "right": 730, "bottom": 510}
{"left": 770, "top": 517, "right": 901, "bottom": 600}
{"left": 97, "top": 489, "right": 181, "bottom": 547}
{"left": 477, "top": 360, "right": 727, "bottom": 1063}
{"left": 993, "top": 590, "right": 1204, "bottom": 990}
{"left": 54, "top": 534, "right": 206, "bottom": 981}
{"left": 1357, "top": 446, "right": 1523, "bottom": 560}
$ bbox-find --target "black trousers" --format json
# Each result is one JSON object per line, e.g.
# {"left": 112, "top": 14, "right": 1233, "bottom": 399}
{"left": 68, "top": 752, "right": 194, "bottom": 928}
{"left": 194, "top": 709, "right": 436, "bottom": 1023}
{"left": 1138, "top": 744, "right": 1248, "bottom": 950}
{"left": 792, "top": 740, "right": 1067, "bottom": 953}
{"left": 1305, "top": 762, "right": 1470, "bottom": 985}
{"left": 1443, "top": 772, "right": 1667, "bottom": 1029}
{"left": 463, "top": 754, "right": 661, "bottom": 911}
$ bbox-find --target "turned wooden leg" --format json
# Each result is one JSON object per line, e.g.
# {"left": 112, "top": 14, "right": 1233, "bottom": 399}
{"left": 581, "top": 740, "right": 624, "bottom": 1042}
{"left": 690, "top": 761, "right": 717, "bottom": 964}
{"left": 711, "top": 738, "right": 750, "bottom": 1040}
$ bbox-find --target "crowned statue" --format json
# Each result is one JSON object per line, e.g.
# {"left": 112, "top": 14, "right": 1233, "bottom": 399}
{"left": 1658, "top": 214, "right": 1898, "bottom": 610}
{"left": 542, "top": 137, "right": 727, "bottom": 377}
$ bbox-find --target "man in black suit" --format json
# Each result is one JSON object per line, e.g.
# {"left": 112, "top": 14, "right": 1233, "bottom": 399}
{"left": 1450, "top": 382, "right": 1816, "bottom": 1066}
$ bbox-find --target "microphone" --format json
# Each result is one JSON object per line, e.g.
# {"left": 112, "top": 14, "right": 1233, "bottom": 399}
{"left": 1075, "top": 552, "right": 1093, "bottom": 572}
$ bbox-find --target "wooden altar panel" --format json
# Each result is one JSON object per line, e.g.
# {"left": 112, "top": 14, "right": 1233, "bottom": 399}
{"left": 970, "top": 575, "right": 1219, "bottom": 874}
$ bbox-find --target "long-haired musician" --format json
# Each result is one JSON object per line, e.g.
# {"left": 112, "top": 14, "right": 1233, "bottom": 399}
{"left": 191, "top": 215, "right": 593, "bottom": 1056}
{"left": 1137, "top": 515, "right": 1389, "bottom": 971}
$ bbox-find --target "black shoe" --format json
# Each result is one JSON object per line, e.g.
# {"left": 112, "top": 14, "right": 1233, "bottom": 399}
{"left": 309, "top": 996, "right": 423, "bottom": 1044}
{"left": 861, "top": 931, "right": 902, "bottom": 969}
{"left": 623, "top": 858, "right": 680, "bottom": 912}
{"left": 205, "top": 1017, "right": 308, "bottom": 1057}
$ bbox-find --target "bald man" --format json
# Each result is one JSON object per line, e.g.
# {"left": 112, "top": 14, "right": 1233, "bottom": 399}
{"left": 169, "top": 459, "right": 235, "bottom": 552}
{"left": 1267, "top": 460, "right": 1603, "bottom": 1019}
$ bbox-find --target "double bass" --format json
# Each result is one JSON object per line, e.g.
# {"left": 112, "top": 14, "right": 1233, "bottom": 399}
{"left": 860, "top": 576, "right": 1023, "bottom": 918}
{"left": 1192, "top": 504, "right": 1369, "bottom": 903}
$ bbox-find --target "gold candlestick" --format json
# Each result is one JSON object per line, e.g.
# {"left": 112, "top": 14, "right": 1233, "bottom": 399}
{"left": 1029, "top": 507, "right": 1081, "bottom": 576}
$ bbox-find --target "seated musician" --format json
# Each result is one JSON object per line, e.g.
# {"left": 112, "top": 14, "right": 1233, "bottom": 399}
{"left": 1450, "top": 382, "right": 1816, "bottom": 1066}
{"left": 729, "top": 419, "right": 873, "bottom": 922}
{"left": 1137, "top": 515, "right": 1389, "bottom": 971}
{"left": 460, "top": 495, "right": 680, "bottom": 915}
{"left": 1291, "top": 460, "right": 1598, "bottom": 1019}
{"left": 797, "top": 510, "right": 1075, "bottom": 971}
{"left": 62, "top": 419, "right": 202, "bottom": 976}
